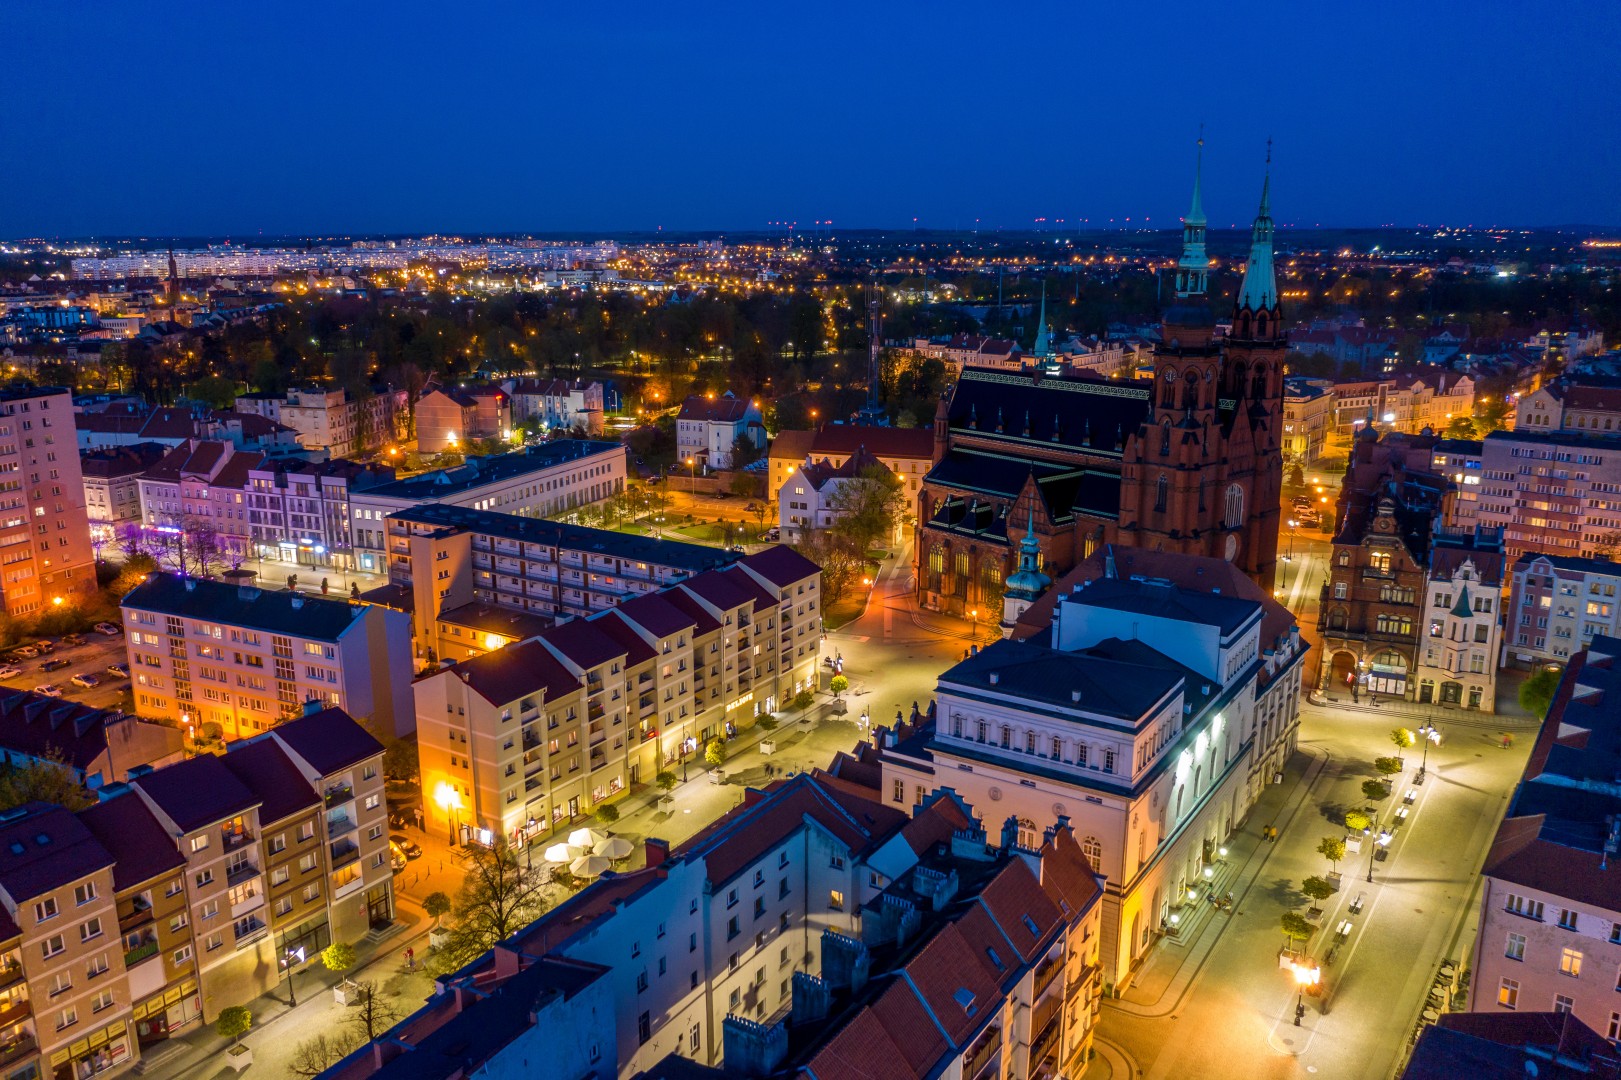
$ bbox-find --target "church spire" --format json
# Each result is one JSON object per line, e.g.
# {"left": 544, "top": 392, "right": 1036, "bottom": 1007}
{"left": 1236, "top": 141, "right": 1278, "bottom": 316}
{"left": 1032, "top": 281, "right": 1050, "bottom": 357}
{"left": 1174, "top": 131, "right": 1209, "bottom": 299}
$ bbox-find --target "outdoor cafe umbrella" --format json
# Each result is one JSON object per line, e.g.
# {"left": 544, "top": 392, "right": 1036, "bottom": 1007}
{"left": 569, "top": 854, "right": 612, "bottom": 878}
{"left": 544, "top": 843, "right": 583, "bottom": 864}
{"left": 594, "top": 836, "right": 634, "bottom": 861}
{"left": 568, "top": 827, "right": 608, "bottom": 850}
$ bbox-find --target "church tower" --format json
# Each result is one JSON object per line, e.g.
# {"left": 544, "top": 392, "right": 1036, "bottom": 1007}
{"left": 1174, "top": 135, "right": 1209, "bottom": 299}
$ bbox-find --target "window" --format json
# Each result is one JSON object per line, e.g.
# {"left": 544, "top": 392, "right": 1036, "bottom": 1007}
{"left": 1561, "top": 947, "right": 1583, "bottom": 977}
{"left": 1505, "top": 933, "right": 1525, "bottom": 961}
{"left": 1498, "top": 978, "right": 1519, "bottom": 1010}
{"left": 34, "top": 898, "right": 58, "bottom": 923}
{"left": 56, "top": 1006, "right": 77, "bottom": 1031}
{"left": 1505, "top": 894, "right": 1544, "bottom": 921}
{"left": 172, "top": 945, "right": 193, "bottom": 965}
{"left": 636, "top": 970, "right": 648, "bottom": 993}
{"left": 727, "top": 916, "right": 739, "bottom": 940}
{"left": 190, "top": 834, "right": 209, "bottom": 853}
{"left": 1555, "top": 994, "right": 1575, "bottom": 1014}
{"left": 41, "top": 934, "right": 64, "bottom": 959}
{"left": 637, "top": 1011, "right": 650, "bottom": 1046}
{"left": 79, "top": 918, "right": 103, "bottom": 943}
{"left": 73, "top": 883, "right": 97, "bottom": 906}
{"left": 1559, "top": 908, "right": 1579, "bottom": 930}
{"left": 1609, "top": 1013, "right": 1621, "bottom": 1043}
{"left": 829, "top": 889, "right": 844, "bottom": 912}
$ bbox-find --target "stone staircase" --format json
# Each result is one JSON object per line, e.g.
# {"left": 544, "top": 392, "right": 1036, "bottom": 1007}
{"left": 365, "top": 920, "right": 405, "bottom": 947}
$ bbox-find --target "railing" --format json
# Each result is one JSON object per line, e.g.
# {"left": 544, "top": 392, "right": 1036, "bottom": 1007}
{"left": 1032, "top": 954, "right": 1062, "bottom": 998}
{"left": 225, "top": 860, "right": 259, "bottom": 886}
{"left": 329, "top": 838, "right": 360, "bottom": 867}
{"left": 323, "top": 783, "right": 354, "bottom": 807}
{"left": 123, "top": 940, "right": 159, "bottom": 968}
{"left": 0, "top": 1034, "right": 37, "bottom": 1067}
{"left": 964, "top": 1026, "right": 1002, "bottom": 1080}
{"left": 233, "top": 915, "right": 268, "bottom": 947}
{"left": 118, "top": 904, "right": 154, "bottom": 932}
{"left": 327, "top": 816, "right": 356, "bottom": 840}
{"left": 221, "top": 828, "right": 254, "bottom": 851}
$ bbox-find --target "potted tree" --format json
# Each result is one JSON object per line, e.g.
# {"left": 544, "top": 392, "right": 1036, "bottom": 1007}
{"left": 1343, "top": 809, "right": 1371, "bottom": 853}
{"left": 323, "top": 941, "right": 359, "bottom": 1004}
{"left": 1278, "top": 912, "right": 1313, "bottom": 968}
{"left": 1390, "top": 727, "right": 1415, "bottom": 767}
{"left": 217, "top": 1005, "right": 252, "bottom": 1071}
{"left": 425, "top": 892, "right": 451, "bottom": 950}
{"left": 829, "top": 675, "right": 849, "bottom": 715}
{"left": 1317, "top": 836, "right": 1347, "bottom": 891}
{"left": 1300, "top": 876, "right": 1334, "bottom": 920}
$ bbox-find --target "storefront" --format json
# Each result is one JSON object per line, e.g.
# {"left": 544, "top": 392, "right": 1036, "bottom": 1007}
{"left": 49, "top": 1018, "right": 132, "bottom": 1080}
{"left": 1365, "top": 651, "right": 1409, "bottom": 697}
{"left": 132, "top": 979, "right": 201, "bottom": 1047}
{"left": 275, "top": 916, "right": 331, "bottom": 978}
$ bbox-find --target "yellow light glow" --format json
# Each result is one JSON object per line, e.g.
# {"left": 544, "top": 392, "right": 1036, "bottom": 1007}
{"left": 483, "top": 632, "right": 507, "bottom": 651}
{"left": 433, "top": 781, "right": 463, "bottom": 812}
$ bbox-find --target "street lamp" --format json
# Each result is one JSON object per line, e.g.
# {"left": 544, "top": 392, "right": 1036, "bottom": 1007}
{"left": 1366, "top": 828, "right": 1392, "bottom": 882}
{"left": 282, "top": 946, "right": 305, "bottom": 1006}
{"left": 1416, "top": 723, "right": 1442, "bottom": 783}
{"left": 1291, "top": 961, "right": 1320, "bottom": 1026}
{"left": 433, "top": 780, "right": 463, "bottom": 846}
{"left": 687, "top": 457, "right": 697, "bottom": 496}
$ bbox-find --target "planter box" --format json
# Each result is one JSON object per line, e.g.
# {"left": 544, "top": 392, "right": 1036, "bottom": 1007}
{"left": 1344, "top": 834, "right": 1363, "bottom": 854}
{"left": 1326, "top": 871, "right": 1343, "bottom": 892}
{"left": 226, "top": 1045, "right": 252, "bottom": 1072}
{"left": 333, "top": 980, "right": 360, "bottom": 1006}
{"left": 429, "top": 927, "right": 449, "bottom": 950}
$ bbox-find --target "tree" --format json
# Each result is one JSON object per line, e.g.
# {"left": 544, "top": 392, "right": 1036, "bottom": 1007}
{"left": 830, "top": 674, "right": 849, "bottom": 698}
{"left": 827, "top": 464, "right": 905, "bottom": 555}
{"left": 431, "top": 841, "right": 547, "bottom": 974}
{"left": 655, "top": 770, "right": 678, "bottom": 791}
{"left": 1520, "top": 667, "right": 1561, "bottom": 719}
{"left": 1390, "top": 728, "right": 1415, "bottom": 757}
{"left": 792, "top": 689, "right": 814, "bottom": 710}
{"left": 1362, "top": 778, "right": 1392, "bottom": 802}
{"left": 423, "top": 892, "right": 451, "bottom": 927}
{"left": 1317, "top": 836, "right": 1346, "bottom": 872}
{"left": 729, "top": 469, "right": 758, "bottom": 499}
{"left": 1444, "top": 414, "right": 1478, "bottom": 439}
{"left": 1344, "top": 809, "right": 1372, "bottom": 834}
{"left": 705, "top": 738, "right": 727, "bottom": 768}
{"left": 1374, "top": 756, "right": 1403, "bottom": 777}
{"left": 1280, "top": 911, "right": 1313, "bottom": 951}
{"left": 383, "top": 737, "right": 419, "bottom": 782}
{"left": 0, "top": 754, "right": 94, "bottom": 814}
{"left": 216, "top": 1005, "right": 252, "bottom": 1047}
{"left": 346, "top": 980, "right": 402, "bottom": 1042}
{"left": 595, "top": 802, "right": 620, "bottom": 824}
{"left": 794, "top": 530, "right": 860, "bottom": 605}
{"left": 1300, "top": 876, "right": 1335, "bottom": 907}
{"left": 321, "top": 941, "right": 356, "bottom": 978}
{"left": 290, "top": 1032, "right": 362, "bottom": 1077}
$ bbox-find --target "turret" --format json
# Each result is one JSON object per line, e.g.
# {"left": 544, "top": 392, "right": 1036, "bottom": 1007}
{"left": 1174, "top": 135, "right": 1209, "bottom": 299}
{"left": 1234, "top": 146, "right": 1281, "bottom": 341}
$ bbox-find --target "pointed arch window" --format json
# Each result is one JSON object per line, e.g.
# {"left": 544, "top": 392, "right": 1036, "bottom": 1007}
{"left": 1224, "top": 483, "right": 1245, "bottom": 529}
{"left": 1160, "top": 419, "right": 1172, "bottom": 456}
{"left": 1154, "top": 475, "right": 1168, "bottom": 514}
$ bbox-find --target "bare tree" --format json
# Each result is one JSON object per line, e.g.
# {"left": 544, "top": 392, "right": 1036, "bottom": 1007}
{"left": 346, "top": 981, "right": 403, "bottom": 1042}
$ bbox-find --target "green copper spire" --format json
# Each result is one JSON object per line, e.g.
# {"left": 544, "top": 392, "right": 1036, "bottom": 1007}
{"left": 1175, "top": 131, "right": 1209, "bottom": 299}
{"left": 1237, "top": 140, "right": 1278, "bottom": 313}
{"left": 1032, "top": 281, "right": 1050, "bottom": 356}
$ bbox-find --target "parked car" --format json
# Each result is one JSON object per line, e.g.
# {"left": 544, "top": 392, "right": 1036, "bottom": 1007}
{"left": 0, "top": 666, "right": 20, "bottom": 680}
{"left": 33, "top": 685, "right": 62, "bottom": 698}
{"left": 40, "top": 659, "right": 70, "bottom": 673}
{"left": 60, "top": 634, "right": 87, "bottom": 647}
{"left": 8, "top": 647, "right": 38, "bottom": 661}
{"left": 389, "top": 834, "right": 422, "bottom": 860}
{"left": 30, "top": 641, "right": 54, "bottom": 654}
{"left": 93, "top": 622, "right": 122, "bottom": 636}
{"left": 105, "top": 663, "right": 129, "bottom": 679}
{"left": 69, "top": 673, "right": 100, "bottom": 689}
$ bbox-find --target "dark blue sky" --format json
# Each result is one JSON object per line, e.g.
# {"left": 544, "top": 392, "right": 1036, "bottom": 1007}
{"left": 6, "top": 1, "right": 1617, "bottom": 237}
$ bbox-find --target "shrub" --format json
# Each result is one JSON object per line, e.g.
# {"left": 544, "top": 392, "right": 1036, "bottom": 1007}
{"left": 594, "top": 803, "right": 620, "bottom": 824}
{"left": 1362, "top": 778, "right": 1391, "bottom": 801}
{"left": 791, "top": 690, "right": 815, "bottom": 711}
{"left": 655, "top": 771, "right": 678, "bottom": 791}
{"left": 705, "top": 739, "right": 727, "bottom": 768}
{"left": 1374, "top": 756, "right": 1403, "bottom": 777}
{"left": 1344, "top": 809, "right": 1371, "bottom": 834}
{"left": 424, "top": 892, "right": 451, "bottom": 923}
{"left": 320, "top": 941, "right": 356, "bottom": 975}
{"left": 830, "top": 675, "right": 849, "bottom": 697}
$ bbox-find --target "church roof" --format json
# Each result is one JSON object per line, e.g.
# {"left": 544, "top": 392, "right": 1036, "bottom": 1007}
{"left": 1236, "top": 168, "right": 1278, "bottom": 312}
{"left": 941, "top": 368, "right": 1149, "bottom": 458}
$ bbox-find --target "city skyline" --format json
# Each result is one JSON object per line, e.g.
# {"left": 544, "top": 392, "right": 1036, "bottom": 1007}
{"left": 4, "top": 2, "right": 1617, "bottom": 236}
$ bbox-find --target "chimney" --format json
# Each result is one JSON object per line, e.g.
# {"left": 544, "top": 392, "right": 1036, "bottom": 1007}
{"left": 1001, "top": 815, "right": 1021, "bottom": 852}
{"left": 722, "top": 1014, "right": 788, "bottom": 1078}
{"left": 818, "top": 930, "right": 870, "bottom": 993}
{"left": 301, "top": 698, "right": 322, "bottom": 717}
{"left": 790, "top": 972, "right": 831, "bottom": 1027}
{"left": 183, "top": 578, "right": 197, "bottom": 593}
{"left": 644, "top": 837, "right": 670, "bottom": 868}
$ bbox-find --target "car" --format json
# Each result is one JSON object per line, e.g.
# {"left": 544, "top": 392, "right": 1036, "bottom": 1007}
{"left": 8, "top": 647, "right": 38, "bottom": 661}
{"left": 70, "top": 673, "right": 100, "bottom": 689}
{"left": 40, "top": 659, "right": 70, "bottom": 673}
{"left": 94, "top": 622, "right": 122, "bottom": 636}
{"left": 765, "top": 528, "right": 780, "bottom": 540}
{"left": 105, "top": 663, "right": 129, "bottom": 679}
{"left": 33, "top": 685, "right": 62, "bottom": 698}
{"left": 0, "top": 666, "right": 20, "bottom": 680}
{"left": 389, "top": 834, "right": 422, "bottom": 860}
{"left": 30, "top": 641, "right": 54, "bottom": 655}
{"left": 61, "top": 634, "right": 87, "bottom": 647}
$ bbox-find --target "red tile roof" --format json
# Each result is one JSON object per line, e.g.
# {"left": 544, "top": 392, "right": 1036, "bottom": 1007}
{"left": 810, "top": 426, "right": 934, "bottom": 462}
{"left": 454, "top": 639, "right": 581, "bottom": 707}
{"left": 738, "top": 546, "right": 821, "bottom": 591}
{"left": 678, "top": 395, "right": 751, "bottom": 423}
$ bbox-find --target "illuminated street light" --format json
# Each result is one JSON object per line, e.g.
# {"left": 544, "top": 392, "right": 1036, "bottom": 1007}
{"left": 434, "top": 780, "right": 463, "bottom": 845}
{"left": 1291, "top": 961, "right": 1320, "bottom": 1025}
{"left": 1415, "top": 723, "right": 1443, "bottom": 782}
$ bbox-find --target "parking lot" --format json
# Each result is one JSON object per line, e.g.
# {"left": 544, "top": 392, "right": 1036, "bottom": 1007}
{"left": 0, "top": 628, "right": 132, "bottom": 712}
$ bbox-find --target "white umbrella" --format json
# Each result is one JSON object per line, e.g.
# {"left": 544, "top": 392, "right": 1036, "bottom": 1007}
{"left": 594, "top": 837, "right": 633, "bottom": 861}
{"left": 569, "top": 854, "right": 612, "bottom": 878}
{"left": 568, "top": 827, "right": 608, "bottom": 850}
{"left": 544, "top": 843, "right": 583, "bottom": 864}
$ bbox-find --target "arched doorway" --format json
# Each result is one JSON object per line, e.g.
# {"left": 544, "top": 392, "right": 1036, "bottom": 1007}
{"left": 1329, "top": 651, "right": 1357, "bottom": 692}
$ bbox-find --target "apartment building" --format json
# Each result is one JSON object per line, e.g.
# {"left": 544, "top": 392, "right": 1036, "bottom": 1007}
{"left": 676, "top": 395, "right": 764, "bottom": 470}
{"left": 1413, "top": 527, "right": 1505, "bottom": 711}
{"left": 0, "top": 387, "right": 97, "bottom": 617}
{"left": 243, "top": 458, "right": 394, "bottom": 573}
{"left": 502, "top": 378, "right": 605, "bottom": 435}
{"left": 80, "top": 443, "right": 165, "bottom": 554}
{"left": 347, "top": 440, "right": 627, "bottom": 575}
{"left": 776, "top": 448, "right": 897, "bottom": 544}
{"left": 1429, "top": 439, "right": 1485, "bottom": 525}
{"left": 1331, "top": 371, "right": 1475, "bottom": 437}
{"left": 0, "top": 688, "right": 185, "bottom": 791}
{"left": 378, "top": 503, "right": 738, "bottom": 663}
{"left": 414, "top": 545, "right": 822, "bottom": 846}
{"left": 1282, "top": 377, "right": 1333, "bottom": 465}
{"left": 879, "top": 564, "right": 1304, "bottom": 988}
{"left": 1468, "top": 639, "right": 1621, "bottom": 1039}
{"left": 1474, "top": 428, "right": 1621, "bottom": 561}
{"left": 415, "top": 386, "right": 511, "bottom": 453}
{"left": 1514, "top": 378, "right": 1621, "bottom": 435}
{"left": 120, "top": 573, "right": 413, "bottom": 740}
{"left": 134, "top": 440, "right": 262, "bottom": 560}
{"left": 326, "top": 776, "right": 1104, "bottom": 1080}
{"left": 233, "top": 386, "right": 407, "bottom": 459}
{"left": 1503, "top": 553, "right": 1621, "bottom": 669}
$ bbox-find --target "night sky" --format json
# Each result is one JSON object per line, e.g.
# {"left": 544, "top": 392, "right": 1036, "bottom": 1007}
{"left": 6, "top": 1, "right": 1617, "bottom": 237}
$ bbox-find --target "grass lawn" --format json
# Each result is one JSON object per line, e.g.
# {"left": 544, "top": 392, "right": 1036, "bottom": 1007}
{"left": 821, "top": 592, "right": 868, "bottom": 631}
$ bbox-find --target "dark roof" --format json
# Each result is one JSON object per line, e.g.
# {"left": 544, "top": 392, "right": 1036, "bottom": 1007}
{"left": 122, "top": 573, "right": 367, "bottom": 642}
{"left": 541, "top": 619, "right": 629, "bottom": 672}
{"left": 925, "top": 450, "right": 1122, "bottom": 525}
{"left": 939, "top": 638, "right": 1182, "bottom": 722}
{"left": 221, "top": 740, "right": 321, "bottom": 824}
{"left": 1511, "top": 551, "right": 1621, "bottom": 578}
{"left": 0, "top": 688, "right": 124, "bottom": 772}
{"left": 811, "top": 425, "right": 934, "bottom": 460}
{"left": 436, "top": 602, "right": 553, "bottom": 643}
{"left": 678, "top": 569, "right": 756, "bottom": 613}
{"left": 133, "top": 753, "right": 259, "bottom": 833}
{"left": 737, "top": 546, "right": 820, "bottom": 591}
{"left": 453, "top": 639, "right": 581, "bottom": 708}
{"left": 943, "top": 367, "right": 1150, "bottom": 458}
{"left": 614, "top": 592, "right": 700, "bottom": 638}
{"left": 389, "top": 504, "right": 735, "bottom": 575}
{"left": 79, "top": 442, "right": 168, "bottom": 480}
{"left": 77, "top": 794, "right": 185, "bottom": 891}
{"left": 677, "top": 394, "right": 751, "bottom": 423}
{"left": 359, "top": 441, "right": 624, "bottom": 501}
{"left": 270, "top": 707, "right": 385, "bottom": 777}
{"left": 1403, "top": 1012, "right": 1621, "bottom": 1080}
{"left": 0, "top": 804, "right": 114, "bottom": 901}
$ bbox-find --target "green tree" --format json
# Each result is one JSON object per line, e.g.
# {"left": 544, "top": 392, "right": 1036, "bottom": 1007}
{"left": 594, "top": 802, "right": 620, "bottom": 824}
{"left": 794, "top": 530, "right": 861, "bottom": 605}
{"left": 320, "top": 941, "right": 356, "bottom": 977}
{"left": 1362, "top": 778, "right": 1391, "bottom": 802}
{"left": 655, "top": 771, "right": 678, "bottom": 791}
{"left": 1520, "top": 667, "right": 1561, "bottom": 719}
{"left": 1344, "top": 809, "right": 1372, "bottom": 834}
{"left": 705, "top": 739, "right": 727, "bottom": 768}
{"left": 431, "top": 841, "right": 547, "bottom": 975}
{"left": 423, "top": 892, "right": 451, "bottom": 926}
{"left": 0, "top": 753, "right": 94, "bottom": 814}
{"left": 1374, "top": 756, "right": 1403, "bottom": 777}
{"left": 216, "top": 1005, "right": 252, "bottom": 1046}
{"left": 1390, "top": 728, "right": 1415, "bottom": 756}
{"left": 1445, "top": 414, "right": 1478, "bottom": 439}
{"left": 383, "top": 737, "right": 419, "bottom": 781}
{"left": 1281, "top": 911, "right": 1313, "bottom": 950}
{"left": 792, "top": 689, "right": 815, "bottom": 710}
{"left": 828, "top": 464, "right": 905, "bottom": 555}
{"left": 730, "top": 435, "right": 763, "bottom": 469}
{"left": 1317, "top": 836, "right": 1346, "bottom": 872}
{"left": 830, "top": 674, "right": 849, "bottom": 698}
{"left": 1300, "top": 876, "right": 1335, "bottom": 906}
{"left": 729, "top": 470, "right": 758, "bottom": 499}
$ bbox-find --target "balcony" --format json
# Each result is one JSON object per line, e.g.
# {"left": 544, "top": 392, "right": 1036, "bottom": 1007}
{"left": 221, "top": 827, "right": 254, "bottom": 851}
{"left": 327, "top": 815, "right": 356, "bottom": 840}
{"left": 0, "top": 1034, "right": 36, "bottom": 1069}
{"left": 233, "top": 915, "right": 268, "bottom": 948}
{"left": 225, "top": 859, "right": 260, "bottom": 887}
{"left": 123, "top": 938, "right": 159, "bottom": 969}
{"left": 119, "top": 902, "right": 154, "bottom": 932}
{"left": 0, "top": 998, "right": 30, "bottom": 1031}
{"left": 323, "top": 783, "right": 354, "bottom": 808}
{"left": 0, "top": 964, "right": 22, "bottom": 994}
{"left": 1032, "top": 953, "right": 1062, "bottom": 999}
{"left": 329, "top": 838, "right": 360, "bottom": 867}
{"left": 964, "top": 1026, "right": 1002, "bottom": 1080}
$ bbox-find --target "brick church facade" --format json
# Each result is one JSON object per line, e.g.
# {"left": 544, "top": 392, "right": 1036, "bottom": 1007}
{"left": 917, "top": 149, "right": 1286, "bottom": 617}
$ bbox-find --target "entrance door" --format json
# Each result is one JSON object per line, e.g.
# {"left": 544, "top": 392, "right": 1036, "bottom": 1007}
{"left": 366, "top": 885, "right": 392, "bottom": 929}
{"left": 1418, "top": 681, "right": 1434, "bottom": 704}
{"left": 567, "top": 796, "right": 579, "bottom": 819}
{"left": 1329, "top": 652, "right": 1357, "bottom": 691}
{"left": 1441, "top": 682, "right": 1463, "bottom": 704}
